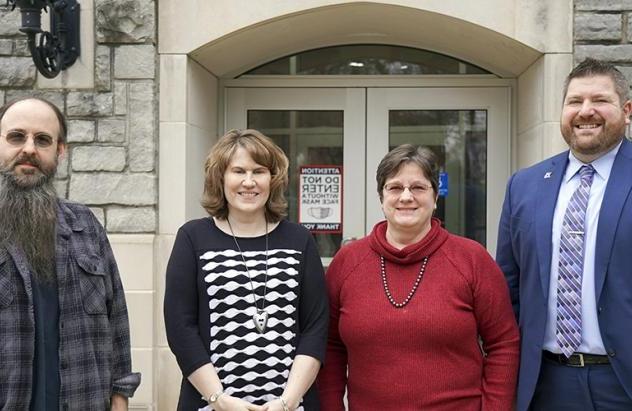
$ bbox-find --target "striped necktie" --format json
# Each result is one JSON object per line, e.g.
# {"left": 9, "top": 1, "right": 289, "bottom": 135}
{"left": 557, "top": 164, "right": 595, "bottom": 358}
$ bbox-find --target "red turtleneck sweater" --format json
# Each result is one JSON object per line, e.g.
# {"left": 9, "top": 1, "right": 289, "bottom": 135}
{"left": 318, "top": 219, "right": 519, "bottom": 410}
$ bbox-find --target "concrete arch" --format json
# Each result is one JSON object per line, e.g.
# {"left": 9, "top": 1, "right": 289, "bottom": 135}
{"left": 156, "top": 3, "right": 575, "bottom": 409}
{"left": 188, "top": 2, "right": 542, "bottom": 78}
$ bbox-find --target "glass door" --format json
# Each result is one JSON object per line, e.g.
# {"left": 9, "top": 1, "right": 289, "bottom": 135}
{"left": 366, "top": 88, "right": 510, "bottom": 255}
{"left": 225, "top": 86, "right": 510, "bottom": 258}
{"left": 225, "top": 88, "right": 366, "bottom": 261}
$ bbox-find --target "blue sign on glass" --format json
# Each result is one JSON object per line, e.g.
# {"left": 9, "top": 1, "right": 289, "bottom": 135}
{"left": 438, "top": 172, "right": 448, "bottom": 197}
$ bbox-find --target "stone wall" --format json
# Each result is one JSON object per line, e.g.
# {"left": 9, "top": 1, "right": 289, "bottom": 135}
{"left": 0, "top": 0, "right": 158, "bottom": 234}
{"left": 574, "top": 0, "right": 632, "bottom": 89}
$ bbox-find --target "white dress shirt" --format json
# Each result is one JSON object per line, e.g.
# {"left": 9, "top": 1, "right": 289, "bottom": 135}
{"left": 543, "top": 141, "right": 622, "bottom": 355}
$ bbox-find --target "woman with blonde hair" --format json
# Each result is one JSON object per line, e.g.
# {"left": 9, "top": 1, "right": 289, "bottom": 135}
{"left": 165, "top": 129, "right": 328, "bottom": 411}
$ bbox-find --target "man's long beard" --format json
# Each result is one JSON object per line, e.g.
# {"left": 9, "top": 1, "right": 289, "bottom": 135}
{"left": 0, "top": 160, "right": 58, "bottom": 284}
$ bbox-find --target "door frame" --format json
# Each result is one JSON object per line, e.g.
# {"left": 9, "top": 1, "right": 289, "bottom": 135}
{"left": 225, "top": 87, "right": 367, "bottom": 254}
{"left": 221, "top": 76, "right": 515, "bottom": 254}
{"left": 366, "top": 87, "right": 511, "bottom": 255}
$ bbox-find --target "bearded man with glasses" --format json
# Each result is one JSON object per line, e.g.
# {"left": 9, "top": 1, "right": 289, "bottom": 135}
{"left": 0, "top": 97, "right": 140, "bottom": 410}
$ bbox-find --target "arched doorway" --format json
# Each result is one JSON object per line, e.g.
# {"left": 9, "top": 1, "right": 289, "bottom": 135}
{"left": 222, "top": 45, "right": 512, "bottom": 259}
{"left": 156, "top": 2, "right": 574, "bottom": 407}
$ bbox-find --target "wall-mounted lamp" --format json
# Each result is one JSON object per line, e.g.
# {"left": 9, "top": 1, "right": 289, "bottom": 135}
{"left": 7, "top": 0, "right": 80, "bottom": 78}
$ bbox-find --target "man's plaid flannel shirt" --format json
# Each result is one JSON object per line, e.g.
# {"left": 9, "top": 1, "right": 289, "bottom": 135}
{"left": 0, "top": 199, "right": 140, "bottom": 410}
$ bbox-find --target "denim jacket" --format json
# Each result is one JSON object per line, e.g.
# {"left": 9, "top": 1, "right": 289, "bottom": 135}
{"left": 0, "top": 199, "right": 140, "bottom": 410}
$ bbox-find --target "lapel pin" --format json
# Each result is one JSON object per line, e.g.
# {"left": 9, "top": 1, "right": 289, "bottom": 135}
{"left": 544, "top": 172, "right": 552, "bottom": 179}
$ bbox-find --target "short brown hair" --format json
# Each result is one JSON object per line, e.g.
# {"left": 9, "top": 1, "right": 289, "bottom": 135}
{"left": 201, "top": 129, "right": 289, "bottom": 222}
{"left": 0, "top": 97, "right": 67, "bottom": 145}
{"left": 563, "top": 58, "right": 630, "bottom": 104}
{"left": 376, "top": 144, "right": 439, "bottom": 202}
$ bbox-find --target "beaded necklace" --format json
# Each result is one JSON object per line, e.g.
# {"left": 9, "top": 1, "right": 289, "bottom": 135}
{"left": 380, "top": 256, "right": 429, "bottom": 308}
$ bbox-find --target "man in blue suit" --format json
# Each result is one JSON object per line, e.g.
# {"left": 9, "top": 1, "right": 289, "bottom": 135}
{"left": 497, "top": 58, "right": 632, "bottom": 410}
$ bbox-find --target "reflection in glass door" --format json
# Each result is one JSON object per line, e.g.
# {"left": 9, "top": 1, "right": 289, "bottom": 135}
{"left": 248, "top": 110, "right": 344, "bottom": 258}
{"left": 367, "top": 88, "right": 510, "bottom": 255}
{"left": 225, "top": 86, "right": 510, "bottom": 256}
{"left": 389, "top": 109, "right": 487, "bottom": 245}
{"left": 225, "top": 88, "right": 366, "bottom": 261}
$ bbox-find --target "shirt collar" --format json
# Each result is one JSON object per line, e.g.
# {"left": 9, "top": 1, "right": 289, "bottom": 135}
{"left": 564, "top": 139, "right": 623, "bottom": 183}
{"left": 55, "top": 200, "right": 85, "bottom": 238}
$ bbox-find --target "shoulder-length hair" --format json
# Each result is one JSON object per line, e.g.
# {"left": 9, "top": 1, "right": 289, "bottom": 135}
{"left": 201, "top": 129, "right": 289, "bottom": 222}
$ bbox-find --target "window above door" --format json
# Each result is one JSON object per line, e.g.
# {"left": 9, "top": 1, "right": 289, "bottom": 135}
{"left": 242, "top": 45, "right": 493, "bottom": 76}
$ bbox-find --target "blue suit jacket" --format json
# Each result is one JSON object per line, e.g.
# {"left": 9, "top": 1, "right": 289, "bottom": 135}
{"left": 496, "top": 138, "right": 632, "bottom": 411}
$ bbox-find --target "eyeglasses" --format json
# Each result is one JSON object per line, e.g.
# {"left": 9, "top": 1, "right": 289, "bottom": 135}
{"left": 383, "top": 183, "right": 432, "bottom": 196}
{"left": 2, "top": 131, "right": 55, "bottom": 148}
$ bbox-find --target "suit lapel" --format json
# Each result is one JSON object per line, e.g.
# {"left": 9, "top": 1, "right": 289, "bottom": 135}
{"left": 536, "top": 154, "right": 568, "bottom": 299}
{"left": 595, "top": 139, "right": 632, "bottom": 301}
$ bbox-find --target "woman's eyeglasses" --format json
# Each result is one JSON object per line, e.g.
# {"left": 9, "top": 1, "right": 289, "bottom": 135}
{"left": 383, "top": 183, "right": 432, "bottom": 196}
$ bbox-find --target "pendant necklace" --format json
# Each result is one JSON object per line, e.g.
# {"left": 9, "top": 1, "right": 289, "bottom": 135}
{"left": 227, "top": 218, "right": 270, "bottom": 333}
{"left": 380, "top": 255, "right": 429, "bottom": 308}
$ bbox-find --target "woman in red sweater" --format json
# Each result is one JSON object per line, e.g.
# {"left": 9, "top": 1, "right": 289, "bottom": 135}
{"left": 318, "top": 145, "right": 519, "bottom": 410}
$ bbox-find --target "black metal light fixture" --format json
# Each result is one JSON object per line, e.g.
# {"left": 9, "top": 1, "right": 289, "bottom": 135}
{"left": 7, "top": 0, "right": 80, "bottom": 78}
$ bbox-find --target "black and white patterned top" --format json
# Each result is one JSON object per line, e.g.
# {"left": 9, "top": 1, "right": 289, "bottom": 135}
{"left": 165, "top": 218, "right": 328, "bottom": 411}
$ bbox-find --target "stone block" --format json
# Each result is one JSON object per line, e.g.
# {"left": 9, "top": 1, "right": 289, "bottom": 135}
{"left": 0, "top": 57, "right": 36, "bottom": 87}
{"left": 0, "top": 7, "right": 21, "bottom": 35}
{"left": 575, "top": 0, "right": 632, "bottom": 11}
{"left": 106, "top": 206, "right": 156, "bottom": 232}
{"left": 69, "top": 173, "right": 156, "bottom": 205}
{"left": 96, "top": 0, "right": 155, "bottom": 43}
{"left": 95, "top": 45, "right": 111, "bottom": 91}
{"left": 575, "top": 45, "right": 632, "bottom": 63}
{"left": 72, "top": 146, "right": 126, "bottom": 171}
{"left": 66, "top": 120, "right": 96, "bottom": 143}
{"left": 0, "top": 90, "right": 4, "bottom": 104}
{"left": 114, "top": 45, "right": 155, "bottom": 79}
{"left": 113, "top": 81, "right": 128, "bottom": 115}
{"left": 13, "top": 39, "right": 30, "bottom": 56}
{"left": 618, "top": 66, "right": 632, "bottom": 85}
{"left": 67, "top": 92, "right": 113, "bottom": 116}
{"left": 98, "top": 119, "right": 126, "bottom": 143}
{"left": 109, "top": 234, "right": 155, "bottom": 290}
{"left": 5, "top": 90, "right": 64, "bottom": 109}
{"left": 89, "top": 207, "right": 106, "bottom": 227}
{"left": 128, "top": 82, "right": 155, "bottom": 172}
{"left": 629, "top": 13, "right": 632, "bottom": 43}
{"left": 0, "top": 39, "right": 12, "bottom": 55}
{"left": 575, "top": 13, "right": 621, "bottom": 41}
{"left": 54, "top": 179, "right": 68, "bottom": 198}
{"left": 56, "top": 151, "right": 69, "bottom": 179}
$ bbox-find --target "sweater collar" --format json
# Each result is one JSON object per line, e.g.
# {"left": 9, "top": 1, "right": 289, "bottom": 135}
{"left": 369, "top": 217, "right": 448, "bottom": 264}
